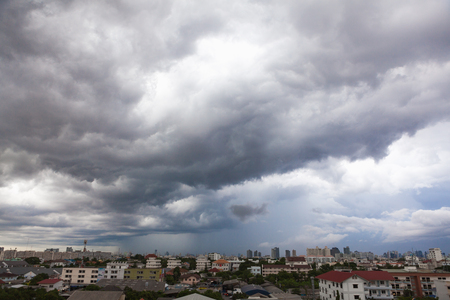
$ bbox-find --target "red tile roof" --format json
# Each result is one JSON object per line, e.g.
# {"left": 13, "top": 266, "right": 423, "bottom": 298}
{"left": 38, "top": 279, "right": 63, "bottom": 285}
{"left": 286, "top": 257, "right": 306, "bottom": 262}
{"left": 208, "top": 268, "right": 221, "bottom": 272}
{"left": 145, "top": 254, "right": 157, "bottom": 259}
{"left": 213, "top": 259, "right": 230, "bottom": 264}
{"left": 316, "top": 271, "right": 395, "bottom": 283}
{"left": 0, "top": 280, "right": 5, "bottom": 284}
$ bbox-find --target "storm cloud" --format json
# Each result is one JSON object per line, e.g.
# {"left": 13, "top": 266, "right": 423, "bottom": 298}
{"left": 1, "top": 0, "right": 450, "bottom": 253}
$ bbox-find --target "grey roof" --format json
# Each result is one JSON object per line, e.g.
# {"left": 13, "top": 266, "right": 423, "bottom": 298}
{"left": 176, "top": 293, "right": 217, "bottom": 300}
{"left": 3, "top": 267, "right": 62, "bottom": 277}
{"left": 241, "top": 284, "right": 270, "bottom": 296}
{"left": 68, "top": 291, "right": 125, "bottom": 300}
{"left": 96, "top": 278, "right": 165, "bottom": 292}
{"left": 0, "top": 261, "right": 30, "bottom": 268}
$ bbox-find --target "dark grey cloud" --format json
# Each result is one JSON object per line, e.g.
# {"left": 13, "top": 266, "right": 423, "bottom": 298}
{"left": 230, "top": 204, "right": 268, "bottom": 222}
{"left": 1, "top": 0, "right": 450, "bottom": 247}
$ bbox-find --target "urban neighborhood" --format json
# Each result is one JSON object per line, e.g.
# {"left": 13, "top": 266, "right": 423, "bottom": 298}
{"left": 0, "top": 245, "right": 449, "bottom": 300}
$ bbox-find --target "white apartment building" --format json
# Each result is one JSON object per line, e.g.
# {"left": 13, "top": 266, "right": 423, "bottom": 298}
{"left": 317, "top": 271, "right": 394, "bottom": 300}
{"left": 196, "top": 255, "right": 210, "bottom": 271}
{"left": 167, "top": 258, "right": 182, "bottom": 269}
{"left": 211, "top": 259, "right": 231, "bottom": 271}
{"left": 62, "top": 267, "right": 99, "bottom": 285}
{"left": 248, "top": 266, "right": 261, "bottom": 276}
{"left": 209, "top": 253, "right": 222, "bottom": 261}
{"left": 146, "top": 257, "right": 162, "bottom": 268}
{"left": 104, "top": 261, "right": 129, "bottom": 279}
{"left": 428, "top": 248, "right": 443, "bottom": 261}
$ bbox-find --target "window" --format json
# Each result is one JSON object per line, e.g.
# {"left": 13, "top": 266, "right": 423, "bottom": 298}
{"left": 381, "top": 290, "right": 386, "bottom": 294}
{"left": 137, "top": 271, "right": 143, "bottom": 274}
{"left": 67, "top": 270, "right": 72, "bottom": 273}
{"left": 353, "top": 284, "right": 358, "bottom": 289}
{"left": 91, "top": 275, "right": 97, "bottom": 278}
{"left": 354, "top": 296, "right": 359, "bottom": 300}
{"left": 77, "top": 280, "right": 83, "bottom": 283}
{"left": 105, "top": 271, "right": 108, "bottom": 274}
{"left": 137, "top": 276, "right": 143, "bottom": 279}
{"left": 125, "top": 271, "right": 130, "bottom": 274}
{"left": 124, "top": 276, "right": 130, "bottom": 279}
{"left": 340, "top": 283, "right": 343, "bottom": 288}
{"left": 79, "top": 270, "right": 85, "bottom": 273}
{"left": 90, "top": 280, "right": 96, "bottom": 283}
{"left": 380, "top": 281, "right": 384, "bottom": 285}
{"left": 92, "top": 270, "right": 98, "bottom": 274}
{"left": 78, "top": 275, "right": 84, "bottom": 278}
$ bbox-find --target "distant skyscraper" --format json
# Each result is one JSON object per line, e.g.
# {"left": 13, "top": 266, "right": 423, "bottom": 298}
{"left": 330, "top": 247, "right": 340, "bottom": 257}
{"left": 344, "top": 246, "right": 350, "bottom": 255}
{"left": 247, "top": 249, "right": 253, "bottom": 258}
{"left": 285, "top": 250, "right": 291, "bottom": 257}
{"left": 292, "top": 249, "right": 297, "bottom": 257}
{"left": 254, "top": 250, "right": 258, "bottom": 257}
{"left": 271, "top": 247, "right": 280, "bottom": 260}
{"left": 258, "top": 251, "right": 261, "bottom": 257}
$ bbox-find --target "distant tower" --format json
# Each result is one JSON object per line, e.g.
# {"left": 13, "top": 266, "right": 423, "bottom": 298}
{"left": 83, "top": 240, "right": 87, "bottom": 252}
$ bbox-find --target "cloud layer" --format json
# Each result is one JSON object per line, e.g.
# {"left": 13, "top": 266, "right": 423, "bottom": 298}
{"left": 1, "top": 0, "right": 450, "bottom": 254}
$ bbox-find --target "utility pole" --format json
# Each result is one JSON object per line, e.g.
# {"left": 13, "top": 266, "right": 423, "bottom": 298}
{"left": 311, "top": 276, "right": 315, "bottom": 300}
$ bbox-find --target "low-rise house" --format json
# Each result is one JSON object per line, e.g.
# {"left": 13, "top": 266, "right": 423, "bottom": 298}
{"left": 0, "top": 261, "right": 30, "bottom": 268}
{"left": 208, "top": 268, "right": 221, "bottom": 276}
{"left": 180, "top": 274, "right": 201, "bottom": 286}
{"left": 0, "top": 272, "right": 19, "bottom": 282}
{"left": 316, "top": 270, "right": 395, "bottom": 300}
{"left": 96, "top": 279, "right": 165, "bottom": 292}
{"left": 38, "top": 278, "right": 64, "bottom": 292}
{"left": 262, "top": 264, "right": 311, "bottom": 276}
{"left": 285, "top": 256, "right": 308, "bottom": 266}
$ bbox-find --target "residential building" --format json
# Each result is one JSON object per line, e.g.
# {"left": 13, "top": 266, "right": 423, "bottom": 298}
{"left": 146, "top": 256, "right": 162, "bottom": 268}
{"left": 0, "top": 272, "right": 19, "bottom": 282}
{"left": 248, "top": 266, "right": 261, "bottom": 276}
{"left": 123, "top": 268, "right": 161, "bottom": 280}
{"left": 208, "top": 253, "right": 222, "bottom": 261}
{"left": 428, "top": 248, "right": 443, "bottom": 261}
{"left": 307, "top": 246, "right": 331, "bottom": 256}
{"left": 167, "top": 258, "right": 181, "bottom": 269}
{"left": 180, "top": 274, "right": 201, "bottom": 286}
{"left": 388, "top": 272, "right": 450, "bottom": 298}
{"left": 211, "top": 259, "right": 231, "bottom": 271}
{"left": 285, "top": 256, "right": 308, "bottom": 266}
{"left": 317, "top": 271, "right": 395, "bottom": 300}
{"left": 62, "top": 267, "right": 99, "bottom": 285}
{"left": 262, "top": 264, "right": 311, "bottom": 276}
{"left": 104, "top": 261, "right": 129, "bottom": 279}
{"left": 196, "top": 255, "right": 210, "bottom": 271}
{"left": 38, "top": 279, "right": 64, "bottom": 292}
{"left": 306, "top": 255, "right": 336, "bottom": 264}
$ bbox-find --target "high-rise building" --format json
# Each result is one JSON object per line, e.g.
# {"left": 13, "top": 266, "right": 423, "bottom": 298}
{"left": 344, "top": 246, "right": 350, "bottom": 254}
{"left": 285, "top": 250, "right": 291, "bottom": 257}
{"left": 428, "top": 248, "right": 443, "bottom": 261}
{"left": 307, "top": 246, "right": 331, "bottom": 256}
{"left": 247, "top": 250, "right": 253, "bottom": 258}
{"left": 271, "top": 247, "right": 280, "bottom": 260}
{"left": 292, "top": 249, "right": 297, "bottom": 257}
{"left": 330, "top": 247, "right": 340, "bottom": 257}
{"left": 254, "top": 250, "right": 258, "bottom": 257}
{"left": 258, "top": 252, "right": 261, "bottom": 257}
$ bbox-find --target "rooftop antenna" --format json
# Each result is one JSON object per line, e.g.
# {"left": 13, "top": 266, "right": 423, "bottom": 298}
{"left": 83, "top": 240, "right": 87, "bottom": 252}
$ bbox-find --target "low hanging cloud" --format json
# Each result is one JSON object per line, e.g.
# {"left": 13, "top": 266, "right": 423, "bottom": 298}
{"left": 230, "top": 203, "right": 268, "bottom": 222}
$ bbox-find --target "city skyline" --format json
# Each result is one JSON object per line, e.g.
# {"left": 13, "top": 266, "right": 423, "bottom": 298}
{"left": 1, "top": 1, "right": 450, "bottom": 255}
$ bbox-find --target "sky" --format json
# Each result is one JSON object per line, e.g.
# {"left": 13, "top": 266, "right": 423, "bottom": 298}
{"left": 1, "top": 0, "right": 450, "bottom": 257}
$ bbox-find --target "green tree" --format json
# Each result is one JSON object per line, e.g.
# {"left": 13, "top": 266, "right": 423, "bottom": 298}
{"left": 25, "top": 257, "right": 41, "bottom": 265}
{"left": 84, "top": 284, "right": 101, "bottom": 291}
{"left": 233, "top": 292, "right": 249, "bottom": 300}
{"left": 30, "top": 273, "right": 50, "bottom": 285}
